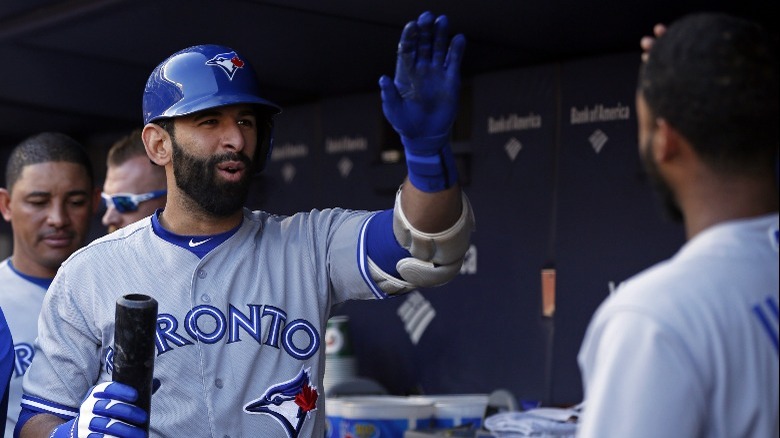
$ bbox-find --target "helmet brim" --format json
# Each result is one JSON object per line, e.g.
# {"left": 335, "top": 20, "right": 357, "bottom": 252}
{"left": 149, "top": 93, "right": 281, "bottom": 123}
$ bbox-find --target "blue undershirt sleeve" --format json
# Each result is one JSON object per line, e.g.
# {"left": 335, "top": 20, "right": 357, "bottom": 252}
{"left": 365, "top": 209, "right": 412, "bottom": 279}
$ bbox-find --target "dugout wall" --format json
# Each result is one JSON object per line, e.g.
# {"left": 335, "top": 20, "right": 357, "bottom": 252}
{"left": 251, "top": 52, "right": 686, "bottom": 406}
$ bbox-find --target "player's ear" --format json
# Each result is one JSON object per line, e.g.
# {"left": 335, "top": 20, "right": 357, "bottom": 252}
{"left": 143, "top": 123, "right": 172, "bottom": 166}
{"left": 91, "top": 187, "right": 101, "bottom": 215}
{"left": 654, "top": 118, "right": 684, "bottom": 163}
{"left": 0, "top": 188, "right": 12, "bottom": 222}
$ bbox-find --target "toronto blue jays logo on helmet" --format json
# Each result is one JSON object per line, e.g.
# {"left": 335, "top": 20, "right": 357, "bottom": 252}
{"left": 244, "top": 367, "right": 319, "bottom": 438}
{"left": 205, "top": 51, "right": 245, "bottom": 80}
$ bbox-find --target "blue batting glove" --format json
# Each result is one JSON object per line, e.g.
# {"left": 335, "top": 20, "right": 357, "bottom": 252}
{"left": 380, "top": 11, "right": 465, "bottom": 141}
{"left": 379, "top": 11, "right": 466, "bottom": 192}
{"left": 50, "top": 382, "right": 148, "bottom": 438}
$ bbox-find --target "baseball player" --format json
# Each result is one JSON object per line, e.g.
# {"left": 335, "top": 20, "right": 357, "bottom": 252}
{"left": 102, "top": 129, "right": 167, "bottom": 234}
{"left": 1, "top": 308, "right": 13, "bottom": 437}
{"left": 16, "top": 11, "right": 474, "bottom": 438}
{"left": 577, "top": 13, "right": 779, "bottom": 437}
{"left": 0, "top": 133, "right": 99, "bottom": 437}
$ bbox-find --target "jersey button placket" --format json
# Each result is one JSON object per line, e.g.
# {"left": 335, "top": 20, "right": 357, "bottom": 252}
{"left": 196, "top": 268, "right": 210, "bottom": 302}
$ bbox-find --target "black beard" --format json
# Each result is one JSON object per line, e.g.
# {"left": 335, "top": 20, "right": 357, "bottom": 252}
{"left": 171, "top": 139, "right": 253, "bottom": 217}
{"left": 641, "top": 139, "right": 683, "bottom": 223}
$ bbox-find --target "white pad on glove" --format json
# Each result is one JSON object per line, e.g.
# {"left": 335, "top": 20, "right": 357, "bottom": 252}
{"left": 368, "top": 257, "right": 416, "bottom": 295}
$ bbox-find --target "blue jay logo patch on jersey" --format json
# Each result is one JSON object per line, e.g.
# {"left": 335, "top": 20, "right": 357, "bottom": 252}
{"left": 244, "top": 367, "right": 319, "bottom": 438}
{"left": 205, "top": 51, "right": 245, "bottom": 80}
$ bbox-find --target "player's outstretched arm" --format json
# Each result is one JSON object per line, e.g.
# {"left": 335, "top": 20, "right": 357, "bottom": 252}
{"left": 379, "top": 10, "right": 467, "bottom": 229}
{"left": 367, "top": 11, "right": 474, "bottom": 294}
{"left": 379, "top": 11, "right": 465, "bottom": 214}
{"left": 18, "top": 382, "right": 148, "bottom": 438}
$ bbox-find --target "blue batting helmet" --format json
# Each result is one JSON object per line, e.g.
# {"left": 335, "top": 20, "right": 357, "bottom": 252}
{"left": 142, "top": 44, "right": 281, "bottom": 170}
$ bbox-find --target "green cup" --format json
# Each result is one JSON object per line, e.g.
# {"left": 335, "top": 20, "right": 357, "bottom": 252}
{"left": 325, "top": 315, "right": 354, "bottom": 357}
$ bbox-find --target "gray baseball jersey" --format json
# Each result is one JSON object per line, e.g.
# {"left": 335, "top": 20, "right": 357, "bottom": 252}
{"left": 578, "top": 214, "right": 779, "bottom": 437}
{"left": 0, "top": 259, "right": 50, "bottom": 437}
{"left": 22, "top": 207, "right": 387, "bottom": 438}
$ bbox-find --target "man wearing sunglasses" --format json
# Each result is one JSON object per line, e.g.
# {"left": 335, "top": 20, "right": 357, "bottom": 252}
{"left": 101, "top": 129, "right": 167, "bottom": 234}
{"left": 0, "top": 133, "right": 99, "bottom": 436}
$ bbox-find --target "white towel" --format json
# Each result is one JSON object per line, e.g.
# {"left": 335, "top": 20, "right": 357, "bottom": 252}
{"left": 484, "top": 408, "right": 579, "bottom": 437}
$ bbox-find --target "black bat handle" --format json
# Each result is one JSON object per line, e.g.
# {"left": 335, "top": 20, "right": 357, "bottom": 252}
{"left": 113, "top": 294, "right": 158, "bottom": 431}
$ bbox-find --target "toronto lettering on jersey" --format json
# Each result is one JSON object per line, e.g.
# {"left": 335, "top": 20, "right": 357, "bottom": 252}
{"left": 325, "top": 136, "right": 368, "bottom": 154}
{"left": 486, "top": 112, "right": 542, "bottom": 134}
{"left": 104, "top": 304, "right": 320, "bottom": 374}
{"left": 570, "top": 103, "right": 631, "bottom": 124}
{"left": 271, "top": 142, "right": 309, "bottom": 161}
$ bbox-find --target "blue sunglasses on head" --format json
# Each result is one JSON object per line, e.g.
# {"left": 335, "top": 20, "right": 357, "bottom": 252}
{"left": 101, "top": 190, "right": 167, "bottom": 213}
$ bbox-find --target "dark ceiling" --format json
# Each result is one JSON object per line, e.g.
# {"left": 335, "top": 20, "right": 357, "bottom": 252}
{"left": 1, "top": 0, "right": 776, "bottom": 146}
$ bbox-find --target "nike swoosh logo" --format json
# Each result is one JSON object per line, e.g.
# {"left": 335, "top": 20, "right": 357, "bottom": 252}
{"left": 188, "top": 238, "right": 213, "bottom": 247}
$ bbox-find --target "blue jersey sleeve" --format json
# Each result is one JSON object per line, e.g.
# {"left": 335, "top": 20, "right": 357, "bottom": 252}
{"left": 1, "top": 308, "right": 14, "bottom": 438}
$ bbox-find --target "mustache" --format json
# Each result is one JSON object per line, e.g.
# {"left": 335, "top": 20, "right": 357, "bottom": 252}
{"left": 211, "top": 151, "right": 252, "bottom": 166}
{"left": 39, "top": 230, "right": 76, "bottom": 240}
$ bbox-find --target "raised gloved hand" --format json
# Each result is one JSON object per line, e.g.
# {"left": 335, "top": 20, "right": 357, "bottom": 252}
{"left": 50, "top": 382, "right": 148, "bottom": 438}
{"left": 379, "top": 11, "right": 466, "bottom": 192}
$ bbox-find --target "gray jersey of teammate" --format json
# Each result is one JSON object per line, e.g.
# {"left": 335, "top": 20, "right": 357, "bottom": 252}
{"left": 578, "top": 215, "right": 779, "bottom": 437}
{"left": 23, "top": 207, "right": 396, "bottom": 437}
{"left": 0, "top": 260, "right": 49, "bottom": 437}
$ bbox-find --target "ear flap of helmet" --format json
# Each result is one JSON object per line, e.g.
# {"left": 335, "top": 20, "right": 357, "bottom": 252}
{"left": 254, "top": 113, "right": 275, "bottom": 174}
